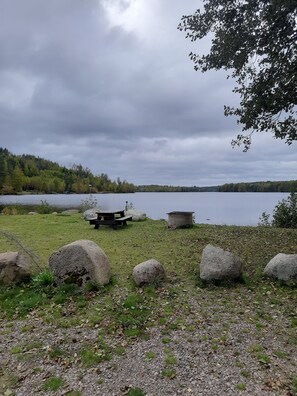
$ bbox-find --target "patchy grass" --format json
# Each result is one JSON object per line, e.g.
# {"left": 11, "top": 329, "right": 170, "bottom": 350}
{"left": 0, "top": 215, "right": 297, "bottom": 394}
{"left": 43, "top": 376, "right": 64, "bottom": 392}
{"left": 126, "top": 388, "right": 145, "bottom": 396}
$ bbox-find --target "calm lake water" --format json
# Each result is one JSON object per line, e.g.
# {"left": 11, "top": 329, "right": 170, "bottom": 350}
{"left": 0, "top": 192, "right": 288, "bottom": 226}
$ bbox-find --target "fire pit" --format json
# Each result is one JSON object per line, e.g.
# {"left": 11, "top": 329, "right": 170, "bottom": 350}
{"left": 167, "top": 211, "right": 194, "bottom": 229}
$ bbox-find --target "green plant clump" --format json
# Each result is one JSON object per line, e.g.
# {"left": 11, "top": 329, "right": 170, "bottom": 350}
{"left": 43, "top": 376, "right": 64, "bottom": 391}
{"left": 32, "top": 269, "right": 54, "bottom": 287}
{"left": 272, "top": 192, "right": 297, "bottom": 228}
{"left": 259, "top": 192, "right": 297, "bottom": 228}
{"left": 126, "top": 388, "right": 145, "bottom": 396}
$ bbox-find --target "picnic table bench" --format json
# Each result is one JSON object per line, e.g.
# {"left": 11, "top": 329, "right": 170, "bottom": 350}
{"left": 90, "top": 210, "right": 132, "bottom": 229}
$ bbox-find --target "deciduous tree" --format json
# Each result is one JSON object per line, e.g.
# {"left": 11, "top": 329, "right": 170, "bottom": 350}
{"left": 179, "top": 0, "right": 297, "bottom": 150}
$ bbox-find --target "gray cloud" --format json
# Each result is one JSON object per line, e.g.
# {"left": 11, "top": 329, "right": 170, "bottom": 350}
{"left": 0, "top": 0, "right": 295, "bottom": 186}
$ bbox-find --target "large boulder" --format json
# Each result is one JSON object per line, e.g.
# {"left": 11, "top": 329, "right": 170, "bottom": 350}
{"left": 0, "top": 252, "right": 31, "bottom": 285}
{"left": 82, "top": 208, "right": 100, "bottom": 221}
{"left": 125, "top": 209, "right": 146, "bottom": 221}
{"left": 48, "top": 240, "right": 110, "bottom": 286}
{"left": 133, "top": 259, "right": 165, "bottom": 286}
{"left": 200, "top": 244, "right": 243, "bottom": 281}
{"left": 264, "top": 253, "right": 297, "bottom": 283}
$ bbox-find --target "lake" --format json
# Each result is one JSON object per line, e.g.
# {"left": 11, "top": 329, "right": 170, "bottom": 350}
{"left": 0, "top": 192, "right": 288, "bottom": 226}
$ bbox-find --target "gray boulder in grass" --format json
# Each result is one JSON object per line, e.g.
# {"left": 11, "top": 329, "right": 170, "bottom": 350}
{"left": 0, "top": 252, "right": 31, "bottom": 285}
{"left": 125, "top": 209, "right": 146, "bottom": 221}
{"left": 82, "top": 208, "right": 101, "bottom": 221}
{"left": 200, "top": 244, "right": 243, "bottom": 281}
{"left": 133, "top": 259, "right": 165, "bottom": 286}
{"left": 264, "top": 253, "right": 297, "bottom": 283}
{"left": 48, "top": 239, "right": 110, "bottom": 286}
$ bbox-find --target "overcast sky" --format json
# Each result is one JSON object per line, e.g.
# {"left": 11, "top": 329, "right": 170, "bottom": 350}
{"left": 0, "top": 0, "right": 296, "bottom": 186}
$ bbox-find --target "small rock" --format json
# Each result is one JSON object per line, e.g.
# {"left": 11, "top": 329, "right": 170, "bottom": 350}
{"left": 133, "top": 259, "right": 165, "bottom": 286}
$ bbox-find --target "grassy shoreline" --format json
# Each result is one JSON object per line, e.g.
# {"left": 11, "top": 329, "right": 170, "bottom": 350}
{"left": 1, "top": 213, "right": 297, "bottom": 279}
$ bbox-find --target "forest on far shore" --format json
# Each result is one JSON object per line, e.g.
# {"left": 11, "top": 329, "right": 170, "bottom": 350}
{"left": 0, "top": 147, "right": 296, "bottom": 195}
{"left": 217, "top": 180, "right": 297, "bottom": 193}
{"left": 0, "top": 148, "right": 135, "bottom": 194}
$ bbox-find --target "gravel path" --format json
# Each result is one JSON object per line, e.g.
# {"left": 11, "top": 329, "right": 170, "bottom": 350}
{"left": 1, "top": 288, "right": 296, "bottom": 396}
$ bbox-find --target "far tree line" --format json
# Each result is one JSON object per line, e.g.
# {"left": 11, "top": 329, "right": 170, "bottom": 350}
{"left": 0, "top": 148, "right": 135, "bottom": 194}
{"left": 137, "top": 182, "right": 297, "bottom": 193}
{"left": 0, "top": 148, "right": 296, "bottom": 195}
{"left": 136, "top": 185, "right": 217, "bottom": 193}
{"left": 217, "top": 181, "right": 297, "bottom": 193}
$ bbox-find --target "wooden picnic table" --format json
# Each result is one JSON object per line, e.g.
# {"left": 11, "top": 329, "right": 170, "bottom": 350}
{"left": 89, "top": 210, "right": 132, "bottom": 229}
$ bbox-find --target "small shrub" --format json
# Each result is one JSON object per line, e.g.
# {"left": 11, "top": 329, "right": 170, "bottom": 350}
{"left": 272, "top": 192, "right": 297, "bottom": 228}
{"left": 258, "top": 192, "right": 297, "bottom": 228}
{"left": 37, "top": 200, "right": 51, "bottom": 214}
{"left": 2, "top": 206, "right": 19, "bottom": 215}
{"left": 258, "top": 211, "right": 271, "bottom": 227}
{"left": 80, "top": 194, "right": 98, "bottom": 212}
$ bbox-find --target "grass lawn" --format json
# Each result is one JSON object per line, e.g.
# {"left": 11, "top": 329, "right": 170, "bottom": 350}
{"left": 0, "top": 214, "right": 297, "bottom": 394}
{"left": 1, "top": 213, "right": 297, "bottom": 282}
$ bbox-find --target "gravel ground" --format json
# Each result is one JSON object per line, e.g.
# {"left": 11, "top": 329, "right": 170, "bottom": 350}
{"left": 0, "top": 288, "right": 297, "bottom": 396}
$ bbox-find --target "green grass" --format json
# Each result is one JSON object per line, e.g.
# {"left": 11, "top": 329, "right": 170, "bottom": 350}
{"left": 160, "top": 368, "right": 176, "bottom": 379}
{"left": 0, "top": 214, "right": 297, "bottom": 394}
{"left": 43, "top": 376, "right": 64, "bottom": 391}
{"left": 236, "top": 383, "right": 246, "bottom": 391}
{"left": 126, "top": 388, "right": 145, "bottom": 396}
{"left": 79, "top": 348, "right": 103, "bottom": 367}
{"left": 0, "top": 215, "right": 292, "bottom": 279}
{"left": 164, "top": 352, "right": 177, "bottom": 365}
{"left": 0, "top": 214, "right": 297, "bottom": 284}
{"left": 146, "top": 351, "right": 156, "bottom": 360}
{"left": 288, "top": 377, "right": 297, "bottom": 395}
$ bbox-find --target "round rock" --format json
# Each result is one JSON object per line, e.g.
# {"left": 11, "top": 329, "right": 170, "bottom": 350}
{"left": 133, "top": 259, "right": 165, "bottom": 286}
{"left": 200, "top": 244, "right": 243, "bottom": 281}
{"left": 264, "top": 253, "right": 297, "bottom": 283}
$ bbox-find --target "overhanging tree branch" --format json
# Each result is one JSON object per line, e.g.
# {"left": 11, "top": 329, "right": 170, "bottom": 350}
{"left": 178, "top": 0, "right": 297, "bottom": 150}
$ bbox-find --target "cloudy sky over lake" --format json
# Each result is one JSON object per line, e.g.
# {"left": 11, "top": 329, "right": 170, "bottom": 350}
{"left": 0, "top": 0, "right": 296, "bottom": 186}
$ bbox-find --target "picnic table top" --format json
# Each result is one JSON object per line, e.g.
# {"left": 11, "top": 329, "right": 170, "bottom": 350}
{"left": 96, "top": 209, "right": 125, "bottom": 216}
